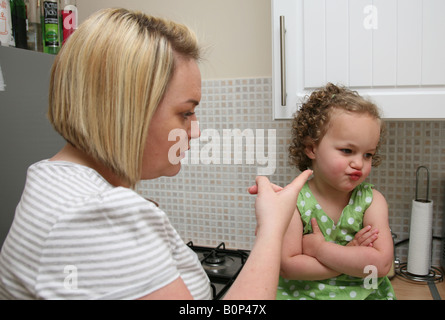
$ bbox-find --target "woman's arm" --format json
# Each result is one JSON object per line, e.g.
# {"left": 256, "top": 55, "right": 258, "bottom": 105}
{"left": 302, "top": 190, "right": 393, "bottom": 278}
{"left": 224, "top": 171, "right": 312, "bottom": 299}
{"left": 140, "top": 170, "right": 313, "bottom": 300}
{"left": 138, "top": 277, "right": 193, "bottom": 300}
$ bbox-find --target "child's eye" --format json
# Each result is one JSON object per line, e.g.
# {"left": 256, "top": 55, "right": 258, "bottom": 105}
{"left": 340, "top": 149, "right": 352, "bottom": 154}
{"left": 364, "top": 153, "right": 374, "bottom": 159}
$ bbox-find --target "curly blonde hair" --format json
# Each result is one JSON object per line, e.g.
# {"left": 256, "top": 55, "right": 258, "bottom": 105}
{"left": 289, "top": 83, "right": 385, "bottom": 171}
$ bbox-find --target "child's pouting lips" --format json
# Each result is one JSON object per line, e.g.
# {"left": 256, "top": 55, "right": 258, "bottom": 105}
{"left": 349, "top": 171, "right": 363, "bottom": 181}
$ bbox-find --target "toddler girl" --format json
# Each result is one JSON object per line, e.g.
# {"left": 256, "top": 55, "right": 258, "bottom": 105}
{"left": 277, "top": 83, "right": 395, "bottom": 300}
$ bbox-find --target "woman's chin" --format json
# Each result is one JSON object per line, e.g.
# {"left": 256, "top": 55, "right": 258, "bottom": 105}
{"left": 141, "top": 163, "right": 182, "bottom": 180}
{"left": 165, "top": 163, "right": 182, "bottom": 177}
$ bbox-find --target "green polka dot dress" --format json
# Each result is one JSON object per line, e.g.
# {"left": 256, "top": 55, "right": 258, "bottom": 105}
{"left": 276, "top": 182, "right": 396, "bottom": 300}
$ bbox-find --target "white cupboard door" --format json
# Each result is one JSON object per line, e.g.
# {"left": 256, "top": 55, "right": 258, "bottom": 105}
{"left": 272, "top": 0, "right": 445, "bottom": 119}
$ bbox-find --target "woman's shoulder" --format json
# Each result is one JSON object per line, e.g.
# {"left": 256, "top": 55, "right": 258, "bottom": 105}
{"left": 25, "top": 159, "right": 162, "bottom": 217}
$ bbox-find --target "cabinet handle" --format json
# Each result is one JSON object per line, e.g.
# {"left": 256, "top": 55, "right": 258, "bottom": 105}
{"left": 280, "top": 16, "right": 287, "bottom": 106}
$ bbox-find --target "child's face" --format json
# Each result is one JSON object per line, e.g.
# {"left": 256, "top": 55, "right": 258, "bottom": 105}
{"left": 307, "top": 110, "right": 381, "bottom": 192}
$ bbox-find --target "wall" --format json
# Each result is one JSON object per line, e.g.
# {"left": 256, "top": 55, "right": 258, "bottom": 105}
{"left": 76, "top": 0, "right": 271, "bottom": 80}
{"left": 137, "top": 77, "right": 445, "bottom": 267}
{"left": 77, "top": 1, "right": 444, "bottom": 266}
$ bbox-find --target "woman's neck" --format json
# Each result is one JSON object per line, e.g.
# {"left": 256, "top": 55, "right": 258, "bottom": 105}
{"left": 50, "top": 143, "right": 129, "bottom": 188}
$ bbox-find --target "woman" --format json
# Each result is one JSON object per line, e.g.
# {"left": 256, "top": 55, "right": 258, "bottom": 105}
{"left": 0, "top": 8, "right": 311, "bottom": 300}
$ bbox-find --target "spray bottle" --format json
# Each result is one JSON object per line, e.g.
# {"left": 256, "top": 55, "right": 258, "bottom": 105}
{"left": 40, "top": 0, "right": 60, "bottom": 54}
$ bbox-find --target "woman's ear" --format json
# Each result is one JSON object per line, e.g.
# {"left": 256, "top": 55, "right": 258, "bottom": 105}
{"left": 304, "top": 138, "right": 316, "bottom": 160}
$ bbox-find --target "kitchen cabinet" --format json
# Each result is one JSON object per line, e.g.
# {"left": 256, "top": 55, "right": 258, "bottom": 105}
{"left": 272, "top": 0, "right": 445, "bottom": 120}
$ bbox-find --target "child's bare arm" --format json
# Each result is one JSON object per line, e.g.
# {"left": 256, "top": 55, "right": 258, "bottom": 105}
{"left": 280, "top": 208, "right": 341, "bottom": 280}
{"left": 302, "top": 190, "right": 393, "bottom": 278}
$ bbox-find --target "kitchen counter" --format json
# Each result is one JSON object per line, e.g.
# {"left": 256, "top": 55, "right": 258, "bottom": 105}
{"left": 391, "top": 276, "right": 445, "bottom": 300}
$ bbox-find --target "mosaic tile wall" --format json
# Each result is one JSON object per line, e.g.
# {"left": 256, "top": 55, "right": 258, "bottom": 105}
{"left": 137, "top": 77, "right": 445, "bottom": 267}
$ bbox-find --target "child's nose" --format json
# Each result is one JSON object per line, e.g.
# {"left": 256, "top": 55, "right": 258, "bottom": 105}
{"left": 351, "top": 156, "right": 363, "bottom": 169}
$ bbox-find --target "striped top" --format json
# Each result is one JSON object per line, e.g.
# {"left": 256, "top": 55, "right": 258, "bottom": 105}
{"left": 0, "top": 160, "right": 211, "bottom": 300}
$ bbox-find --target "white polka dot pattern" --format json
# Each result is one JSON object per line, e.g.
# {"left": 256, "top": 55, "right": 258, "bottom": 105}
{"left": 276, "top": 182, "right": 396, "bottom": 300}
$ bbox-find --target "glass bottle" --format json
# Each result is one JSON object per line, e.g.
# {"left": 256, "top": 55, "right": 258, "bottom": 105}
{"left": 25, "top": 0, "right": 42, "bottom": 51}
{"left": 10, "top": 0, "right": 28, "bottom": 49}
{"left": 0, "top": 0, "right": 15, "bottom": 46}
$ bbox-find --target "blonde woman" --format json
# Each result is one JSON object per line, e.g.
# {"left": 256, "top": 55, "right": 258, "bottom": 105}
{"left": 0, "top": 8, "right": 311, "bottom": 300}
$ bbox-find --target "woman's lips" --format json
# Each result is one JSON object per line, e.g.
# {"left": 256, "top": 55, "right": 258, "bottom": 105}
{"left": 178, "top": 146, "right": 191, "bottom": 160}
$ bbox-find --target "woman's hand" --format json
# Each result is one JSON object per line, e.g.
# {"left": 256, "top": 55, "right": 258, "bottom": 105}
{"left": 247, "top": 181, "right": 283, "bottom": 195}
{"left": 225, "top": 170, "right": 312, "bottom": 300}
{"left": 252, "top": 170, "right": 313, "bottom": 238}
{"left": 346, "top": 225, "right": 379, "bottom": 247}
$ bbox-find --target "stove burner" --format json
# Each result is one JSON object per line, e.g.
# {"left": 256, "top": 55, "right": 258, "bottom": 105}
{"left": 205, "top": 251, "right": 226, "bottom": 265}
{"left": 202, "top": 255, "right": 235, "bottom": 275}
{"left": 187, "top": 241, "right": 249, "bottom": 300}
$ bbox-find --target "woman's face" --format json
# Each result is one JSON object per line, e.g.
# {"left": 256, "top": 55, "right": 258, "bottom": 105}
{"left": 141, "top": 55, "right": 201, "bottom": 180}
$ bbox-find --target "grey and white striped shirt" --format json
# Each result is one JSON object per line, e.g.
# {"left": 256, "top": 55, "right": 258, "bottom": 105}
{"left": 0, "top": 160, "right": 211, "bottom": 300}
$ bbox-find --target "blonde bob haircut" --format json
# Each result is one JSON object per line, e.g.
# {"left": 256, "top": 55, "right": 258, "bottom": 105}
{"left": 48, "top": 8, "right": 200, "bottom": 188}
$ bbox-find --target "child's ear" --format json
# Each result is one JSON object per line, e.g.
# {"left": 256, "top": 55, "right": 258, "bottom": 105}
{"left": 304, "top": 138, "right": 316, "bottom": 160}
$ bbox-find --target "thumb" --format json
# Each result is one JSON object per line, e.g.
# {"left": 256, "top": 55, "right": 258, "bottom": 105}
{"left": 310, "top": 218, "right": 321, "bottom": 234}
{"left": 254, "top": 176, "right": 273, "bottom": 195}
{"left": 247, "top": 182, "right": 283, "bottom": 195}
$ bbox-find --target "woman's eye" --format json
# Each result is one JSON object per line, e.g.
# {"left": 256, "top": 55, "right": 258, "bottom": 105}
{"left": 183, "top": 112, "right": 195, "bottom": 119}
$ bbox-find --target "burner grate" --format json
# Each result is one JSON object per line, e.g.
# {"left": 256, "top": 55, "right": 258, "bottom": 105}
{"left": 187, "top": 241, "right": 249, "bottom": 300}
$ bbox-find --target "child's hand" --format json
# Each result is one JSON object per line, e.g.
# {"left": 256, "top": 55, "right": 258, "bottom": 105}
{"left": 302, "top": 218, "right": 326, "bottom": 258}
{"left": 346, "top": 225, "right": 379, "bottom": 247}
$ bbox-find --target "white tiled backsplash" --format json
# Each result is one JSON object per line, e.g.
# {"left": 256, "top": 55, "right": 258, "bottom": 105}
{"left": 137, "top": 77, "right": 445, "bottom": 267}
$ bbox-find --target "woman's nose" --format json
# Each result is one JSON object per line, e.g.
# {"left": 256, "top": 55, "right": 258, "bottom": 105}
{"left": 189, "top": 120, "right": 201, "bottom": 139}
